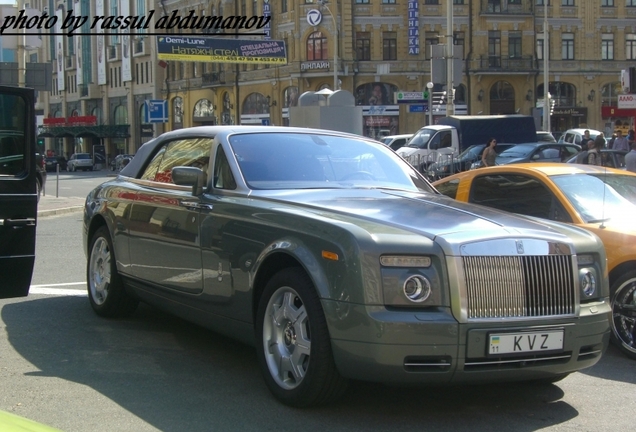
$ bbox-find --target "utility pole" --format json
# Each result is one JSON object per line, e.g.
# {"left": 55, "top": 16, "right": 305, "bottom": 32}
{"left": 543, "top": 3, "right": 550, "bottom": 132}
{"left": 319, "top": 0, "right": 338, "bottom": 90}
{"left": 446, "top": 1, "right": 454, "bottom": 116}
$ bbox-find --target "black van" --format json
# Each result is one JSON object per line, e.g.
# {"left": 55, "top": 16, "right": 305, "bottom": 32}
{"left": 0, "top": 86, "right": 37, "bottom": 298}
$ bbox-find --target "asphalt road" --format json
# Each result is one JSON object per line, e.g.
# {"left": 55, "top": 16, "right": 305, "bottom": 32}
{"left": 0, "top": 213, "right": 634, "bottom": 432}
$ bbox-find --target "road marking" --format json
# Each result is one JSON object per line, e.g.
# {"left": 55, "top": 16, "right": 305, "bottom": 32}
{"left": 30, "top": 287, "right": 87, "bottom": 296}
{"left": 30, "top": 282, "right": 87, "bottom": 296}
{"left": 31, "top": 282, "right": 85, "bottom": 287}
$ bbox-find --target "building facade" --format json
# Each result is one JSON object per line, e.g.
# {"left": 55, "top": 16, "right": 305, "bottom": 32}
{"left": 34, "top": 0, "right": 636, "bottom": 157}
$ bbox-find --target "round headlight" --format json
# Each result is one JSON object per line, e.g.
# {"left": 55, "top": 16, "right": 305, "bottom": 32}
{"left": 580, "top": 270, "right": 596, "bottom": 298}
{"left": 403, "top": 275, "right": 432, "bottom": 303}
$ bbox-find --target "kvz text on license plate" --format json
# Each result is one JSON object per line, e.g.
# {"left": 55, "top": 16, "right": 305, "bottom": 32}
{"left": 488, "top": 330, "right": 564, "bottom": 355}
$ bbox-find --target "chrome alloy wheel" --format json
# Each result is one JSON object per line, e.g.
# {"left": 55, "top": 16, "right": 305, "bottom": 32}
{"left": 89, "top": 237, "right": 111, "bottom": 305}
{"left": 262, "top": 287, "right": 311, "bottom": 390}
{"left": 611, "top": 277, "right": 636, "bottom": 359}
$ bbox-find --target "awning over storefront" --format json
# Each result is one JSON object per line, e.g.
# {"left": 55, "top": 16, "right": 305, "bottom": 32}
{"left": 37, "top": 124, "right": 130, "bottom": 139}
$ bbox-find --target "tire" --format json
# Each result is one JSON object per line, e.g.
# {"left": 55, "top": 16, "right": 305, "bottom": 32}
{"left": 610, "top": 270, "right": 636, "bottom": 360}
{"left": 87, "top": 226, "right": 139, "bottom": 318}
{"left": 255, "top": 268, "right": 348, "bottom": 407}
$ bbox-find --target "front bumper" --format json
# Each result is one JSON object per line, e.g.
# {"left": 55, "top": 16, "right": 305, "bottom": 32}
{"left": 324, "top": 299, "right": 610, "bottom": 384}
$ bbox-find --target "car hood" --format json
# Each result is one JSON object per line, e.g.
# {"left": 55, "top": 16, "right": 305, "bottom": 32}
{"left": 252, "top": 189, "right": 575, "bottom": 255}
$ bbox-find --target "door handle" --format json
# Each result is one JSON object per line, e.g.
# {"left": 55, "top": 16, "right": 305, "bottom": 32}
{"left": 180, "top": 201, "right": 213, "bottom": 211}
{"left": 0, "top": 218, "right": 36, "bottom": 228}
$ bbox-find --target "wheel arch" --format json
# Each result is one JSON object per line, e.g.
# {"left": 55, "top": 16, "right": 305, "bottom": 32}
{"left": 86, "top": 214, "right": 109, "bottom": 254}
{"left": 609, "top": 260, "right": 636, "bottom": 287}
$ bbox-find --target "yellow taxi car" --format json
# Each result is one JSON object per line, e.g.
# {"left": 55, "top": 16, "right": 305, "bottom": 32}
{"left": 433, "top": 163, "right": 636, "bottom": 360}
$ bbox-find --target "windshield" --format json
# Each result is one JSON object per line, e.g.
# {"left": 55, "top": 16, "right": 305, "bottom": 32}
{"left": 230, "top": 132, "right": 434, "bottom": 192}
{"left": 406, "top": 129, "right": 434, "bottom": 148}
{"left": 497, "top": 144, "right": 536, "bottom": 158}
{"left": 551, "top": 173, "right": 636, "bottom": 223}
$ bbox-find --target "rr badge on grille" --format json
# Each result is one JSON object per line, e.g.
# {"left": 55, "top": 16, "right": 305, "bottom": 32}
{"left": 516, "top": 240, "right": 524, "bottom": 254}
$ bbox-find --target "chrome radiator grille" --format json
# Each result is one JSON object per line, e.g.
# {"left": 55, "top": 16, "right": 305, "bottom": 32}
{"left": 463, "top": 255, "right": 575, "bottom": 319}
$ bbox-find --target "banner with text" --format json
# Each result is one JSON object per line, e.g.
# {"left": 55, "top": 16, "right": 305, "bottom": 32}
{"left": 156, "top": 36, "right": 287, "bottom": 64}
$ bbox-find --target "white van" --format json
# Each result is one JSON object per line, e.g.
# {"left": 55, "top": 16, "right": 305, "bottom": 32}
{"left": 558, "top": 128, "right": 604, "bottom": 146}
{"left": 397, "top": 125, "right": 459, "bottom": 171}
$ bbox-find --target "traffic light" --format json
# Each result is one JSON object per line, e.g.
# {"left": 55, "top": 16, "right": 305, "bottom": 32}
{"left": 37, "top": 138, "right": 45, "bottom": 148}
{"left": 423, "top": 90, "right": 429, "bottom": 99}
{"left": 549, "top": 99, "right": 556, "bottom": 115}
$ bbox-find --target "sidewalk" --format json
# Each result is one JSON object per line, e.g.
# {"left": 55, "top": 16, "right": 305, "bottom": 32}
{"left": 37, "top": 194, "right": 86, "bottom": 218}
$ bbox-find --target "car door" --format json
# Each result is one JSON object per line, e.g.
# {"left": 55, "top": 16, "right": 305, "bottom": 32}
{"left": 468, "top": 173, "right": 573, "bottom": 222}
{"left": 0, "top": 86, "right": 36, "bottom": 298}
{"left": 127, "top": 136, "right": 212, "bottom": 294}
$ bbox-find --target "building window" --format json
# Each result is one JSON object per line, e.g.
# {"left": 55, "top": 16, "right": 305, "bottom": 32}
{"left": 601, "top": 34, "right": 614, "bottom": 60}
{"left": 355, "top": 0, "right": 370, "bottom": 3}
{"left": 282, "top": 0, "right": 288, "bottom": 12}
{"left": 628, "top": 0, "right": 636, "bottom": 6}
{"left": 356, "top": 32, "right": 371, "bottom": 61}
{"left": 253, "top": 0, "right": 258, "bottom": 15}
{"left": 109, "top": 0, "right": 119, "bottom": 45}
{"left": 561, "top": 33, "right": 574, "bottom": 60}
{"left": 307, "top": 32, "right": 328, "bottom": 61}
{"left": 454, "top": 0, "right": 465, "bottom": 4}
{"left": 424, "top": 0, "right": 439, "bottom": 4}
{"left": 537, "top": 37, "right": 544, "bottom": 60}
{"left": 509, "top": 31, "right": 522, "bottom": 59}
{"left": 425, "top": 32, "right": 439, "bottom": 60}
{"left": 627, "top": 34, "right": 636, "bottom": 60}
{"left": 488, "top": 31, "right": 501, "bottom": 67}
{"left": 383, "top": 32, "right": 397, "bottom": 60}
{"left": 454, "top": 31, "right": 465, "bottom": 59}
{"left": 601, "top": 0, "right": 614, "bottom": 6}
{"left": 382, "top": 0, "right": 396, "bottom": 3}
{"left": 562, "top": 0, "right": 574, "bottom": 5}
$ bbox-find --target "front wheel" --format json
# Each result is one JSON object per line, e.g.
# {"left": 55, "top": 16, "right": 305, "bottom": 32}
{"left": 87, "top": 226, "right": 139, "bottom": 317}
{"left": 610, "top": 271, "right": 636, "bottom": 360}
{"left": 255, "top": 268, "right": 348, "bottom": 407}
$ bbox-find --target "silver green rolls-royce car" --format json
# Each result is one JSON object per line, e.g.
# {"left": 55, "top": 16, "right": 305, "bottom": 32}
{"left": 82, "top": 126, "right": 611, "bottom": 407}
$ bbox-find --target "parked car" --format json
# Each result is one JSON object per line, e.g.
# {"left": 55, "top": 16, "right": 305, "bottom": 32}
{"left": 67, "top": 153, "right": 93, "bottom": 171}
{"left": 427, "top": 142, "right": 518, "bottom": 180}
{"left": 566, "top": 149, "right": 627, "bottom": 169}
{"left": 83, "top": 126, "right": 610, "bottom": 407}
{"left": 558, "top": 128, "right": 604, "bottom": 146}
{"left": 433, "top": 163, "right": 636, "bottom": 360}
{"left": 380, "top": 134, "right": 412, "bottom": 151}
{"left": 44, "top": 156, "right": 67, "bottom": 172}
{"left": 493, "top": 142, "right": 581, "bottom": 166}
{"left": 536, "top": 131, "right": 557, "bottom": 142}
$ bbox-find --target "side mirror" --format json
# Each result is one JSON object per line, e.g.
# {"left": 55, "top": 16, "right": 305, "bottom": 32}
{"left": 172, "top": 166, "right": 206, "bottom": 196}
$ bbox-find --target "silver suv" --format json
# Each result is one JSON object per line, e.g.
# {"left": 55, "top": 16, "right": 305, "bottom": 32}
{"left": 68, "top": 153, "right": 94, "bottom": 171}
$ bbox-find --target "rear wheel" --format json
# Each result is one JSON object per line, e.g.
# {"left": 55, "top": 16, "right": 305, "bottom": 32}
{"left": 87, "top": 226, "right": 139, "bottom": 317}
{"left": 255, "top": 268, "right": 348, "bottom": 407}
{"left": 610, "top": 271, "right": 636, "bottom": 360}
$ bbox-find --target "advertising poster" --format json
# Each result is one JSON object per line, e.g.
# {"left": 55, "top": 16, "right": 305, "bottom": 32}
{"left": 156, "top": 37, "right": 287, "bottom": 64}
{"left": 96, "top": 0, "right": 107, "bottom": 85}
{"left": 55, "top": 8, "right": 65, "bottom": 91}
{"left": 121, "top": 0, "right": 132, "bottom": 82}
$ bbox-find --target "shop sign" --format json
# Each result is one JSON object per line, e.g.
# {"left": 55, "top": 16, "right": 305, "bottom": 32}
{"left": 301, "top": 61, "right": 330, "bottom": 71}
{"left": 617, "top": 94, "right": 636, "bottom": 109}
{"left": 552, "top": 107, "right": 586, "bottom": 117}
{"left": 365, "top": 116, "right": 390, "bottom": 127}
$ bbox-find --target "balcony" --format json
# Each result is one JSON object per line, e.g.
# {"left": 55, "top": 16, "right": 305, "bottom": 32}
{"left": 474, "top": 55, "right": 537, "bottom": 72}
{"left": 480, "top": 0, "right": 533, "bottom": 16}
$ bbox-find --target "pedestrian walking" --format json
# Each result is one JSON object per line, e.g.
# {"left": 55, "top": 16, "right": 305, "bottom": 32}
{"left": 612, "top": 130, "right": 630, "bottom": 152}
{"left": 625, "top": 141, "right": 636, "bottom": 173}
{"left": 587, "top": 135, "right": 603, "bottom": 166}
{"left": 607, "top": 133, "right": 617, "bottom": 149}
{"left": 481, "top": 138, "right": 497, "bottom": 167}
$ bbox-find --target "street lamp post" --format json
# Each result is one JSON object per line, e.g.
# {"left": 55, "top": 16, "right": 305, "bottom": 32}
{"left": 427, "top": 82, "right": 434, "bottom": 125}
{"left": 318, "top": 0, "right": 338, "bottom": 90}
{"left": 543, "top": 2, "right": 550, "bottom": 132}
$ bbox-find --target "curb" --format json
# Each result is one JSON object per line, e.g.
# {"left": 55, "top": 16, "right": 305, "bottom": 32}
{"left": 38, "top": 206, "right": 84, "bottom": 218}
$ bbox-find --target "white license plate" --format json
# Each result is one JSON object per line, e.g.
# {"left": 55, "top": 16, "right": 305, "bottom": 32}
{"left": 488, "top": 330, "right": 564, "bottom": 355}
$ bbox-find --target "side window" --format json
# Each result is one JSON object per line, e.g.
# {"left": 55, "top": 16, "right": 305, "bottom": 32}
{"left": 429, "top": 133, "right": 441, "bottom": 150}
{"left": 439, "top": 131, "right": 452, "bottom": 149}
{"left": 573, "top": 135, "right": 581, "bottom": 145}
{"left": 0, "top": 95, "right": 26, "bottom": 176}
{"left": 140, "top": 137, "right": 212, "bottom": 183}
{"left": 435, "top": 179, "right": 460, "bottom": 199}
{"left": 213, "top": 146, "right": 237, "bottom": 190}
{"left": 470, "top": 174, "right": 558, "bottom": 219}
